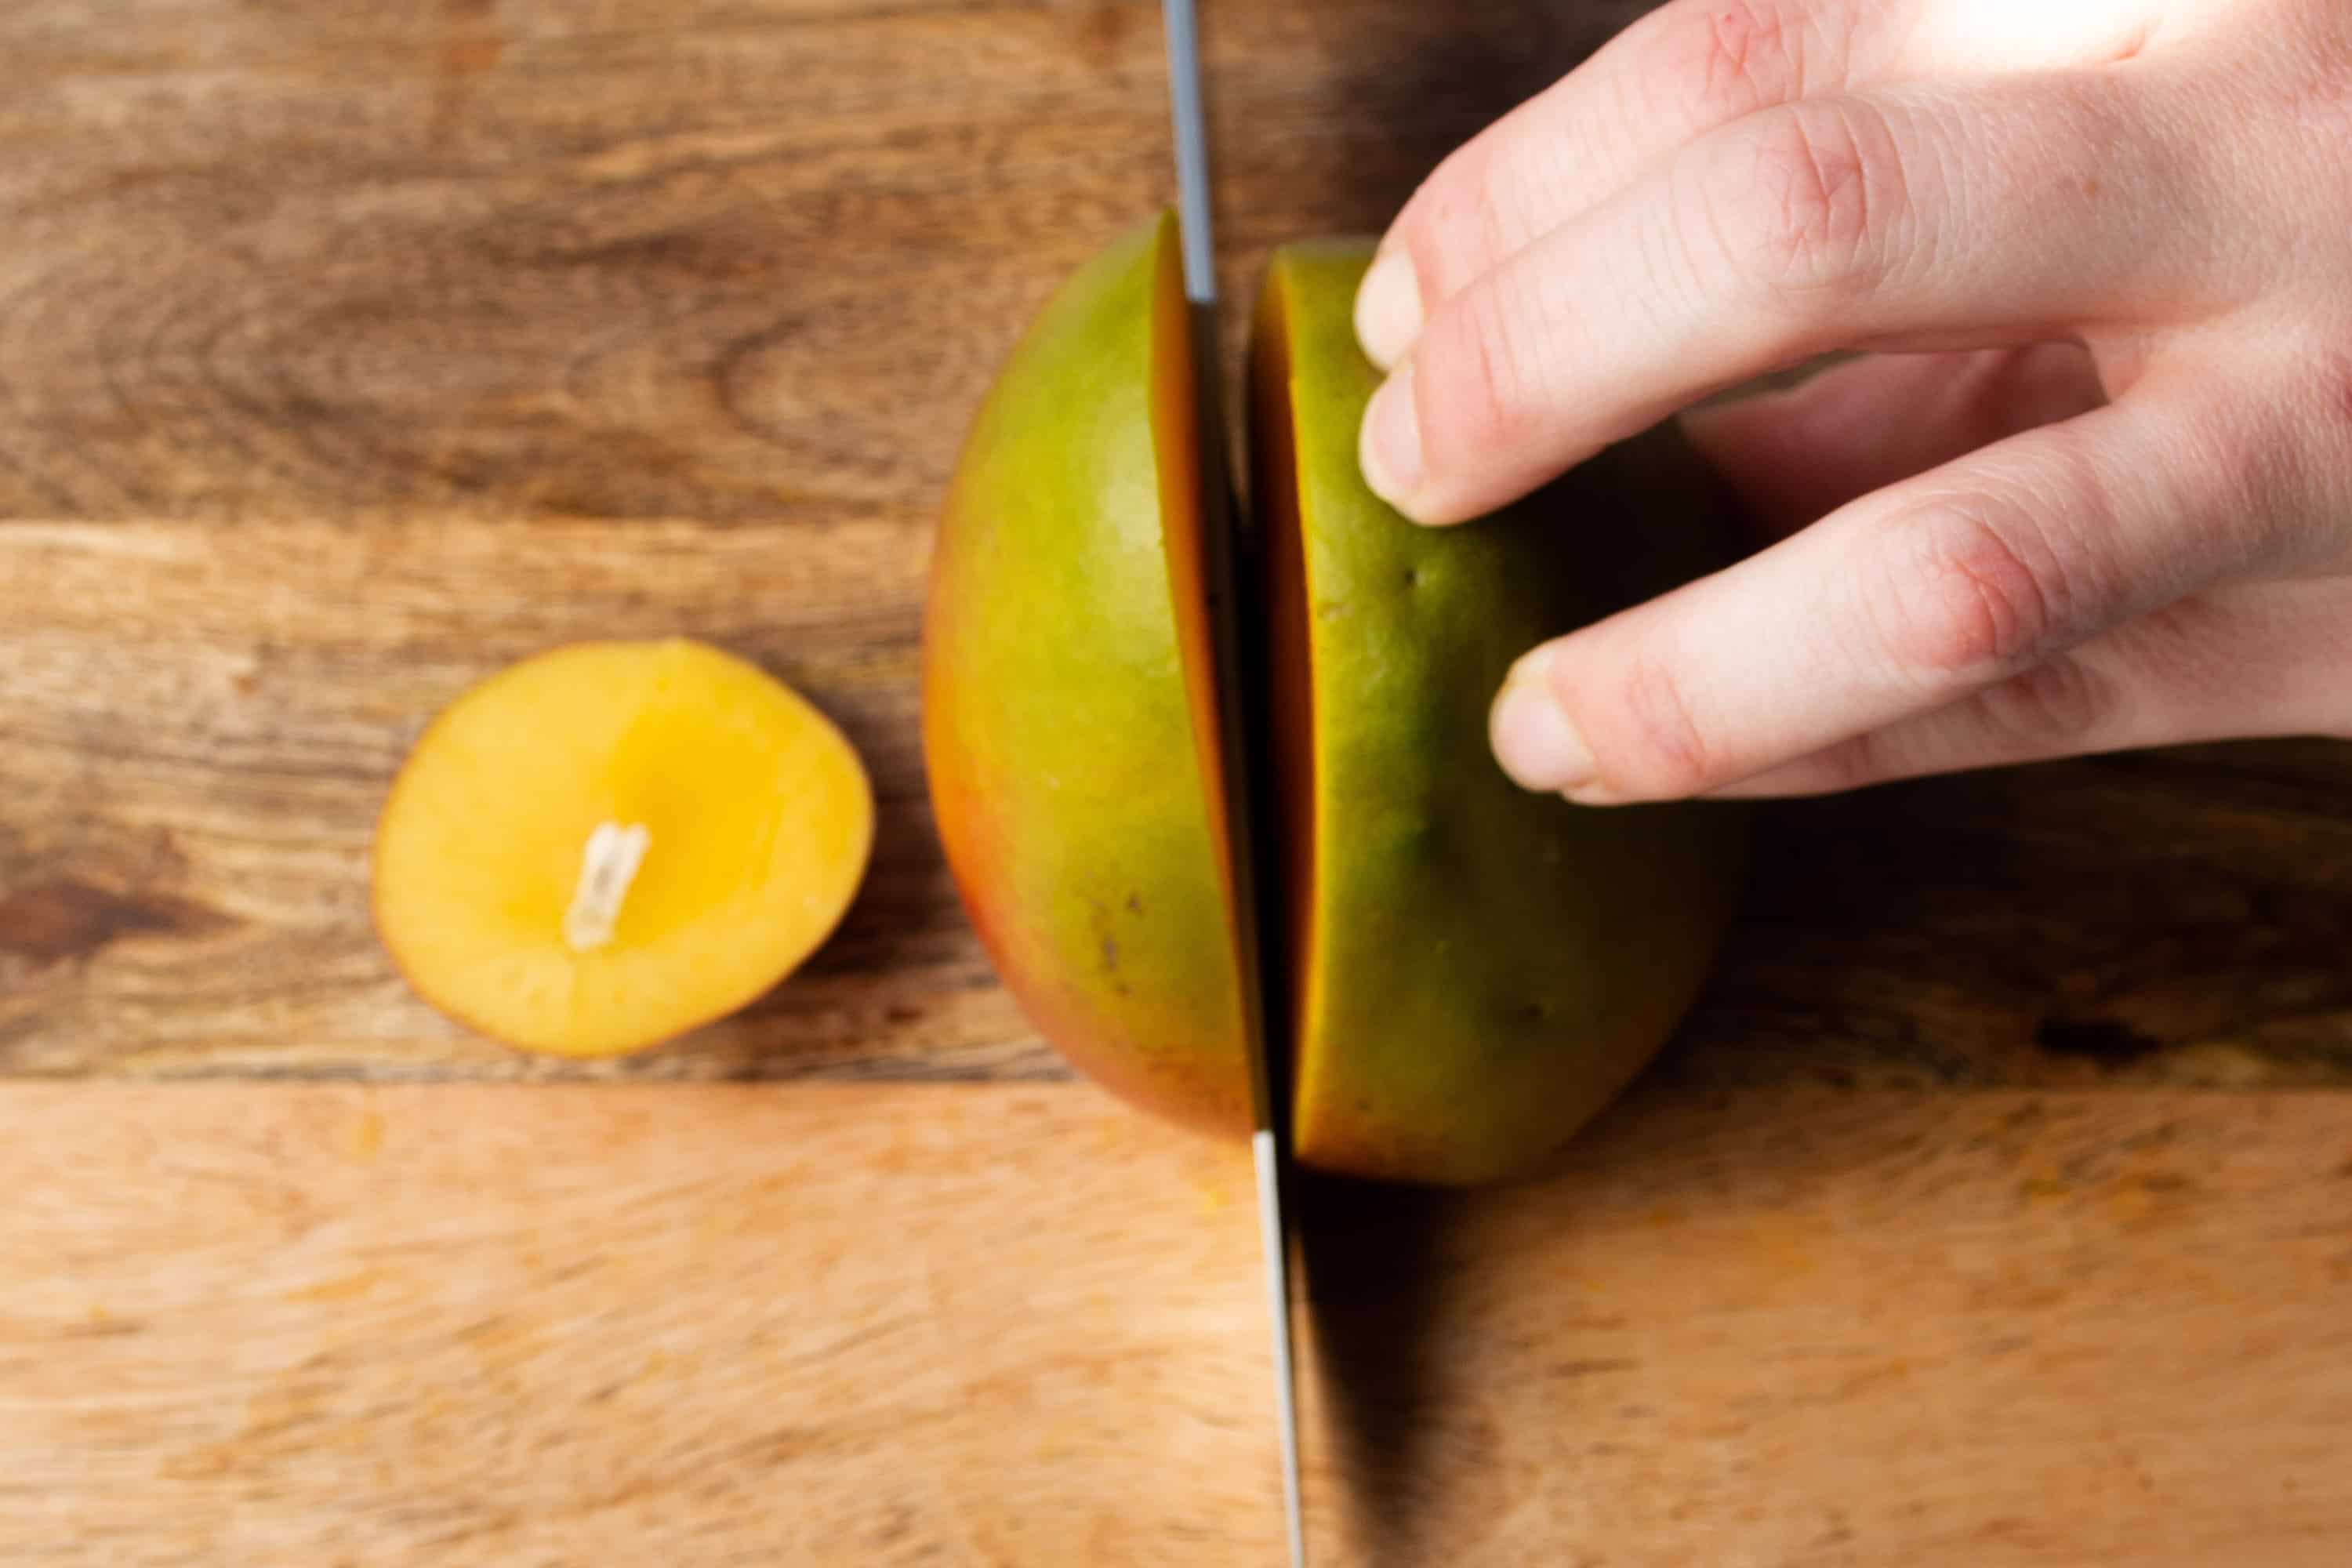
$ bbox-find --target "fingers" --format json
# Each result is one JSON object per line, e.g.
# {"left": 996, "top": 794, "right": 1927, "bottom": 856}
{"left": 1680, "top": 343, "right": 2108, "bottom": 540}
{"left": 1486, "top": 383, "right": 2286, "bottom": 804}
{"left": 1357, "top": 0, "right": 1922, "bottom": 367}
{"left": 1705, "top": 579, "right": 2352, "bottom": 797}
{"left": 1356, "top": 0, "right": 2172, "bottom": 371}
{"left": 1365, "top": 72, "right": 2208, "bottom": 525}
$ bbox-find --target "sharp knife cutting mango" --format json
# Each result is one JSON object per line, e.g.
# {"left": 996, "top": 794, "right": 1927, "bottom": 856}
{"left": 920, "top": 4, "right": 1747, "bottom": 1557}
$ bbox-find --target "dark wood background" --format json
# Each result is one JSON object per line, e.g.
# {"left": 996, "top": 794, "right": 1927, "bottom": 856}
{"left": 3, "top": 2, "right": 2349, "bottom": 1563}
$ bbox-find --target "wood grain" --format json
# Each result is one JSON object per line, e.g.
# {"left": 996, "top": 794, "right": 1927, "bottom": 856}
{"left": 0, "top": 0, "right": 1642, "bottom": 523}
{"left": 4, "top": 2, "right": 2352, "bottom": 1561}
{"left": 3, "top": 0, "right": 2349, "bottom": 1085}
{"left": 6, "top": 517, "right": 2351, "bottom": 1084}
{"left": 5, "top": 1080, "right": 2350, "bottom": 1566}
{"left": 0, "top": 517, "right": 1034, "bottom": 1080}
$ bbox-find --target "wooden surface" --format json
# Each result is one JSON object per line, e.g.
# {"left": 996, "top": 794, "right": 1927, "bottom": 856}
{"left": 8, "top": 1084, "right": 2352, "bottom": 1566}
{"left": 3, "top": 1, "right": 2351, "bottom": 1563}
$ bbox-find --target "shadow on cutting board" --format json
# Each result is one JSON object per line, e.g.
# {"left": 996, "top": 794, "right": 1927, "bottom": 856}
{"left": 1281, "top": 6, "right": 1675, "bottom": 1558}
{"left": 1294, "top": 1174, "right": 1475, "bottom": 1566}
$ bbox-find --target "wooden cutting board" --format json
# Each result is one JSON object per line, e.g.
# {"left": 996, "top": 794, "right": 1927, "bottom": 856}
{"left": 4, "top": 2, "right": 2350, "bottom": 1563}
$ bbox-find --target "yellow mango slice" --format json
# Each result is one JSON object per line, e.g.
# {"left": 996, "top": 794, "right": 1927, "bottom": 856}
{"left": 374, "top": 638, "right": 873, "bottom": 1056}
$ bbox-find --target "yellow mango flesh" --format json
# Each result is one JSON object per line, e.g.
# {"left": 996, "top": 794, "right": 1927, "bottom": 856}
{"left": 1251, "top": 243, "right": 1748, "bottom": 1185}
{"left": 374, "top": 638, "right": 874, "bottom": 1057}
{"left": 923, "top": 212, "right": 1254, "bottom": 1136}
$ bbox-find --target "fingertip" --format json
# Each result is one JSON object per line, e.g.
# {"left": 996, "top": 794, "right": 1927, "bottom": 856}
{"left": 1489, "top": 647, "right": 1597, "bottom": 796}
{"left": 1359, "top": 363, "right": 1428, "bottom": 514}
{"left": 1353, "top": 249, "right": 1424, "bottom": 372}
{"left": 1359, "top": 361, "right": 1493, "bottom": 527}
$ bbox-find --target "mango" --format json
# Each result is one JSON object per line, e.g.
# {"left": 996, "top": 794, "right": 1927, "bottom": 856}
{"left": 923, "top": 213, "right": 1746, "bottom": 1185}
{"left": 375, "top": 638, "right": 874, "bottom": 1057}
{"left": 923, "top": 216, "right": 1254, "bottom": 1135}
{"left": 1252, "top": 242, "right": 1748, "bottom": 1184}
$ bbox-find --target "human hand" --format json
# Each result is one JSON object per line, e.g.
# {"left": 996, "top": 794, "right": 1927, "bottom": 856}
{"left": 1354, "top": 0, "right": 2352, "bottom": 800}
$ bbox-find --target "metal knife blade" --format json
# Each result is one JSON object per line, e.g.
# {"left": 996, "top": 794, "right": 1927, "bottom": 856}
{"left": 1159, "top": 3, "right": 1306, "bottom": 1563}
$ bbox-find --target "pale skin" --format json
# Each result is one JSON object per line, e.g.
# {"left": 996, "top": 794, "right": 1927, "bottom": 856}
{"left": 1353, "top": 0, "right": 2352, "bottom": 801}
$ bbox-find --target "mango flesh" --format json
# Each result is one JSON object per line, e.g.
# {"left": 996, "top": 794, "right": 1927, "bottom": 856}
{"left": 375, "top": 638, "right": 875, "bottom": 1057}
{"left": 922, "top": 212, "right": 1255, "bottom": 1135}
{"left": 923, "top": 213, "right": 1746, "bottom": 1183}
{"left": 1252, "top": 242, "right": 1748, "bottom": 1185}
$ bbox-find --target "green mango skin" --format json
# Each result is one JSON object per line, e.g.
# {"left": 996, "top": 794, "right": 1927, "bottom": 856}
{"left": 1253, "top": 240, "right": 1749, "bottom": 1185}
{"left": 925, "top": 217, "right": 1747, "bottom": 1185}
{"left": 923, "top": 212, "right": 1254, "bottom": 1138}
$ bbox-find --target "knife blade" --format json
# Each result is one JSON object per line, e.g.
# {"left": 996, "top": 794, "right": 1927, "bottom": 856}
{"left": 1158, "top": 4, "right": 1305, "bottom": 1564}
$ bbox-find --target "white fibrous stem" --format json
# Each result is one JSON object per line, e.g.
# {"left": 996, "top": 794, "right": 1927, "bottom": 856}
{"left": 564, "top": 821, "right": 651, "bottom": 953}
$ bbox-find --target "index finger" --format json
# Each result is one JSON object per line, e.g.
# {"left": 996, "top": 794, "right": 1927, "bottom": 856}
{"left": 1366, "top": 71, "right": 2212, "bottom": 526}
{"left": 1361, "top": 0, "right": 2167, "bottom": 370}
{"left": 1362, "top": 0, "right": 1915, "bottom": 365}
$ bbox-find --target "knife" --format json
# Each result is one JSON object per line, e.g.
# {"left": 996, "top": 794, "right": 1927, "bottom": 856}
{"left": 1158, "top": 3, "right": 1307, "bottom": 1563}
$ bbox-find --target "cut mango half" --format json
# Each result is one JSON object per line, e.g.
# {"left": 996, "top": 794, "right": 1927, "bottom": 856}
{"left": 923, "top": 211, "right": 1257, "bottom": 1136}
{"left": 1250, "top": 243, "right": 1748, "bottom": 1183}
{"left": 924, "top": 211, "right": 1747, "bottom": 1184}
{"left": 374, "top": 638, "right": 874, "bottom": 1057}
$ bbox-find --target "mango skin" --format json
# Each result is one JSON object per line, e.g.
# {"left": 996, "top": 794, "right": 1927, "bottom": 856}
{"left": 925, "top": 217, "right": 1748, "bottom": 1185}
{"left": 923, "top": 212, "right": 1254, "bottom": 1138}
{"left": 1254, "top": 241, "right": 1749, "bottom": 1185}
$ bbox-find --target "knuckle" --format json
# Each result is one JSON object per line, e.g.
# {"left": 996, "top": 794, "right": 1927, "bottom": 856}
{"left": 1650, "top": 0, "right": 1809, "bottom": 124}
{"left": 1693, "top": 99, "right": 1896, "bottom": 303}
{"left": 1887, "top": 501, "right": 2071, "bottom": 679}
{"left": 1404, "top": 139, "right": 1519, "bottom": 299}
{"left": 1586, "top": 651, "right": 1716, "bottom": 797}
{"left": 1417, "top": 284, "right": 1540, "bottom": 470}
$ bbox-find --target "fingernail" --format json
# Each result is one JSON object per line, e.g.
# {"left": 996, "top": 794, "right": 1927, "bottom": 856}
{"left": 1360, "top": 361, "right": 1424, "bottom": 507}
{"left": 1354, "top": 249, "right": 1424, "bottom": 369}
{"left": 1490, "top": 652, "right": 1594, "bottom": 794}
